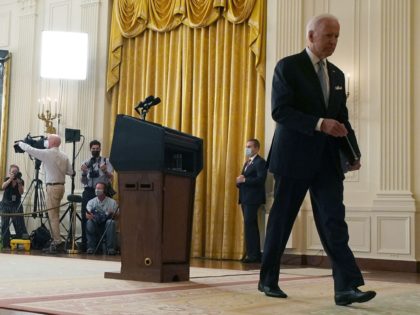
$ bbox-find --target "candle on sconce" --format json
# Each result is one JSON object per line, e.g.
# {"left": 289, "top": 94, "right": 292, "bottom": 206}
{"left": 47, "top": 97, "right": 51, "bottom": 113}
{"left": 54, "top": 99, "right": 58, "bottom": 116}
{"left": 346, "top": 73, "right": 350, "bottom": 93}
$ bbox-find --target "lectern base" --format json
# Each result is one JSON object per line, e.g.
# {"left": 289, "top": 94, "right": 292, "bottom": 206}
{"left": 104, "top": 264, "right": 190, "bottom": 282}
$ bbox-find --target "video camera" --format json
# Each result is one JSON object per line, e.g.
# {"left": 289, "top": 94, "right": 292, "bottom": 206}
{"left": 14, "top": 134, "right": 46, "bottom": 153}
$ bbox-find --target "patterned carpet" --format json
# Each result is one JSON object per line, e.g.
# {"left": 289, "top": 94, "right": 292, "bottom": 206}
{"left": 0, "top": 254, "right": 418, "bottom": 315}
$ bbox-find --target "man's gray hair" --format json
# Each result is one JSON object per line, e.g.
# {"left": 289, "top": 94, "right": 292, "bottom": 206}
{"left": 305, "top": 14, "right": 339, "bottom": 39}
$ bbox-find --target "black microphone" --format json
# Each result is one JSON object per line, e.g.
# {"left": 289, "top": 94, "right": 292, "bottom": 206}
{"left": 144, "top": 97, "right": 161, "bottom": 108}
{"left": 135, "top": 95, "right": 155, "bottom": 115}
{"left": 136, "top": 95, "right": 154, "bottom": 109}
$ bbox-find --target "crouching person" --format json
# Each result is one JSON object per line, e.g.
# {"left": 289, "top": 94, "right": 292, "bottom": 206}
{"left": 86, "top": 182, "right": 118, "bottom": 255}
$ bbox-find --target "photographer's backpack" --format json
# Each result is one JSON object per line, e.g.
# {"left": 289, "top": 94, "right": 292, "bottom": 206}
{"left": 30, "top": 224, "right": 51, "bottom": 249}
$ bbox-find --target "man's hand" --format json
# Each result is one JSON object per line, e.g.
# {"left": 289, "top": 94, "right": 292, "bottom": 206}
{"left": 86, "top": 212, "right": 94, "bottom": 220}
{"left": 18, "top": 141, "right": 27, "bottom": 151}
{"left": 81, "top": 164, "right": 88, "bottom": 172}
{"left": 99, "top": 163, "right": 107, "bottom": 172}
{"left": 348, "top": 160, "right": 361, "bottom": 172}
{"left": 321, "top": 119, "right": 348, "bottom": 137}
{"left": 236, "top": 175, "right": 245, "bottom": 184}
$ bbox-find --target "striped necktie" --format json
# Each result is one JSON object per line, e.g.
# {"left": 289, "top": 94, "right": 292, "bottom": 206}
{"left": 317, "top": 60, "right": 328, "bottom": 106}
{"left": 244, "top": 159, "right": 252, "bottom": 172}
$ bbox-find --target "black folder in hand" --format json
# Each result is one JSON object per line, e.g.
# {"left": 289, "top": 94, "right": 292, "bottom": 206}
{"left": 338, "top": 133, "right": 361, "bottom": 172}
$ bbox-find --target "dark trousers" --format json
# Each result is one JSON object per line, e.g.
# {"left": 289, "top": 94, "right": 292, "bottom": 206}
{"left": 86, "top": 219, "right": 117, "bottom": 251}
{"left": 81, "top": 188, "right": 96, "bottom": 248}
{"left": 241, "top": 204, "right": 262, "bottom": 259}
{"left": 260, "top": 148, "right": 364, "bottom": 292}
{"left": 1, "top": 204, "right": 28, "bottom": 247}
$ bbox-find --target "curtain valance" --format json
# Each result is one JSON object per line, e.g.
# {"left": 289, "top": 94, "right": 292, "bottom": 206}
{"left": 107, "top": 0, "right": 265, "bottom": 91}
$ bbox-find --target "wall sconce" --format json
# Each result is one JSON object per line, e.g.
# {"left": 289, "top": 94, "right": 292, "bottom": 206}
{"left": 38, "top": 97, "right": 59, "bottom": 134}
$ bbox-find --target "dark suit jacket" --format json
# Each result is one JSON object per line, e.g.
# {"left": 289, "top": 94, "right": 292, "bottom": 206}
{"left": 267, "top": 50, "right": 360, "bottom": 179}
{"left": 237, "top": 155, "right": 267, "bottom": 205}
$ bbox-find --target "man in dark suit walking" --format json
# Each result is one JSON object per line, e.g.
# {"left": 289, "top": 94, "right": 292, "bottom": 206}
{"left": 236, "top": 139, "right": 267, "bottom": 263}
{"left": 258, "top": 14, "right": 376, "bottom": 306}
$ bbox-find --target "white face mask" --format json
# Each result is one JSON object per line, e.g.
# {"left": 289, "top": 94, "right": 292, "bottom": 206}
{"left": 95, "top": 189, "right": 104, "bottom": 196}
{"left": 44, "top": 140, "right": 49, "bottom": 149}
{"left": 245, "top": 148, "right": 252, "bottom": 157}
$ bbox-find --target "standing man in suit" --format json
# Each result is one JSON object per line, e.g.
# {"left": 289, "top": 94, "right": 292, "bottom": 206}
{"left": 258, "top": 14, "right": 376, "bottom": 306}
{"left": 236, "top": 139, "right": 267, "bottom": 263}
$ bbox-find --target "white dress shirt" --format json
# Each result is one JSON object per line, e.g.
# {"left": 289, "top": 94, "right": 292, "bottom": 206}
{"left": 18, "top": 142, "right": 73, "bottom": 184}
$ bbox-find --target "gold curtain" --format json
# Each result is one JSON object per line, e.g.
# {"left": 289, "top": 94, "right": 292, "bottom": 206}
{"left": 107, "top": 0, "right": 266, "bottom": 259}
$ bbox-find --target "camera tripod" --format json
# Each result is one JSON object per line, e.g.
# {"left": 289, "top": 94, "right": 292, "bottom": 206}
{"left": 59, "top": 139, "right": 82, "bottom": 253}
{"left": 20, "top": 159, "right": 51, "bottom": 226}
{"left": 13, "top": 158, "right": 53, "bottom": 249}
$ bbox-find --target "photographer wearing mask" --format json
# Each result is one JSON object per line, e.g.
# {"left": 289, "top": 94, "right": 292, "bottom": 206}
{"left": 86, "top": 182, "right": 118, "bottom": 255}
{"left": 0, "top": 164, "right": 28, "bottom": 249}
{"left": 80, "top": 140, "right": 114, "bottom": 252}
{"left": 18, "top": 134, "right": 74, "bottom": 254}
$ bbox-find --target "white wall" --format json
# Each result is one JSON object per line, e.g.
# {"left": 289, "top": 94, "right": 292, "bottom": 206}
{"left": 266, "top": 0, "right": 419, "bottom": 263}
{"left": 0, "top": 0, "right": 110, "bottom": 233}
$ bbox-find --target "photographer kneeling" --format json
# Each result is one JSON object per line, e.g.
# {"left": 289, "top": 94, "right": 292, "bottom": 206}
{"left": 18, "top": 134, "right": 74, "bottom": 254}
{"left": 86, "top": 182, "right": 118, "bottom": 255}
{"left": 0, "top": 164, "right": 28, "bottom": 248}
{"left": 80, "top": 140, "right": 114, "bottom": 252}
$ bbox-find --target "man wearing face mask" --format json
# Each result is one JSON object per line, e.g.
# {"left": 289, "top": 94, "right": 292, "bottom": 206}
{"left": 86, "top": 182, "right": 118, "bottom": 255}
{"left": 236, "top": 139, "right": 267, "bottom": 263}
{"left": 18, "top": 134, "right": 74, "bottom": 254}
{"left": 0, "top": 164, "right": 28, "bottom": 249}
{"left": 80, "top": 140, "right": 114, "bottom": 252}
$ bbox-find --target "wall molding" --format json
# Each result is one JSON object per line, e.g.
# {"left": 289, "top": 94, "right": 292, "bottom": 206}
{"left": 282, "top": 253, "right": 419, "bottom": 273}
{"left": 81, "top": 0, "right": 101, "bottom": 6}
{"left": 374, "top": 0, "right": 414, "bottom": 210}
{"left": 377, "top": 216, "right": 411, "bottom": 255}
{"left": 0, "top": 11, "right": 11, "bottom": 47}
{"left": 276, "top": 0, "right": 302, "bottom": 59}
{"left": 18, "top": 0, "right": 37, "bottom": 16}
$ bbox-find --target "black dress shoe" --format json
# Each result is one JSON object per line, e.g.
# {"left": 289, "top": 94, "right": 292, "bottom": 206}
{"left": 241, "top": 257, "right": 261, "bottom": 263}
{"left": 258, "top": 281, "right": 287, "bottom": 298}
{"left": 335, "top": 288, "right": 376, "bottom": 306}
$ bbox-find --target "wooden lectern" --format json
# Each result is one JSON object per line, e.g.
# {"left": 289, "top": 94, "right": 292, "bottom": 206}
{"left": 105, "top": 115, "right": 203, "bottom": 282}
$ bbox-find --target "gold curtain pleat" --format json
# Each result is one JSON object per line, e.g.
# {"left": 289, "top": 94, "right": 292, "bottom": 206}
{"left": 107, "top": 0, "right": 265, "bottom": 91}
{"left": 107, "top": 0, "right": 266, "bottom": 259}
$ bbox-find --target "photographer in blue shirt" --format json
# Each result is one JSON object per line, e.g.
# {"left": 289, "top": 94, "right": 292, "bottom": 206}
{"left": 86, "top": 182, "right": 118, "bottom": 255}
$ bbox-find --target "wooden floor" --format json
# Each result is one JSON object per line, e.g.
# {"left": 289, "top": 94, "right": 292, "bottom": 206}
{"left": 1, "top": 251, "right": 419, "bottom": 314}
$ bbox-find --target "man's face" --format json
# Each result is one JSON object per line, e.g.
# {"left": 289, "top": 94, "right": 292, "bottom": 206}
{"left": 91, "top": 144, "right": 101, "bottom": 156}
{"left": 10, "top": 167, "right": 18, "bottom": 176}
{"left": 309, "top": 19, "right": 340, "bottom": 59}
{"left": 246, "top": 141, "right": 258, "bottom": 156}
{"left": 95, "top": 183, "right": 106, "bottom": 196}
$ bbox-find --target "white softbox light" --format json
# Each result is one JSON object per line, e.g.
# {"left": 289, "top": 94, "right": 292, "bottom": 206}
{"left": 40, "top": 31, "right": 88, "bottom": 80}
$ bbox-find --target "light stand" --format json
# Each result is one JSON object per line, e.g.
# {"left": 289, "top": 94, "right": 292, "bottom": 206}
{"left": 59, "top": 128, "right": 82, "bottom": 254}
